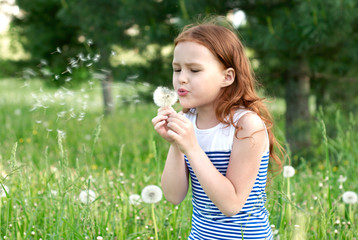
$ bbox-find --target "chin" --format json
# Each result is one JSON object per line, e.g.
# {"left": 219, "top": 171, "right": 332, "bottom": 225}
{"left": 178, "top": 101, "right": 192, "bottom": 109}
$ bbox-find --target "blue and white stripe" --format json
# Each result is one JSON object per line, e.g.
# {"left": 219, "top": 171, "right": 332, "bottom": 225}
{"left": 185, "top": 151, "right": 273, "bottom": 240}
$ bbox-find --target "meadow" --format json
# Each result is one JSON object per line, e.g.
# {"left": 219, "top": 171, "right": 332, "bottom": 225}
{"left": 0, "top": 78, "right": 357, "bottom": 240}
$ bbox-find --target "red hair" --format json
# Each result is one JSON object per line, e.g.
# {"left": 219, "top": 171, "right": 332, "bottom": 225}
{"left": 174, "top": 20, "right": 283, "bottom": 173}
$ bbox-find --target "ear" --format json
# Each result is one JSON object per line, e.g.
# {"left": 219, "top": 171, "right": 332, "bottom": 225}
{"left": 221, "top": 67, "right": 235, "bottom": 87}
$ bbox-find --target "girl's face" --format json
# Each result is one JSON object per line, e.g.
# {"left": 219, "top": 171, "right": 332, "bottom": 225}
{"left": 172, "top": 41, "right": 228, "bottom": 111}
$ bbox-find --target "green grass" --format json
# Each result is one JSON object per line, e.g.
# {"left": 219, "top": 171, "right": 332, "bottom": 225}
{"left": 0, "top": 78, "right": 357, "bottom": 239}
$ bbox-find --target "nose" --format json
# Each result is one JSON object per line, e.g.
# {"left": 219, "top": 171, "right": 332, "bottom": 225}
{"left": 177, "top": 70, "right": 188, "bottom": 84}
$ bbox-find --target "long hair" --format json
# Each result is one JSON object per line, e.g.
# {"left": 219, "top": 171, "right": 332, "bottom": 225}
{"left": 174, "top": 19, "right": 283, "bottom": 172}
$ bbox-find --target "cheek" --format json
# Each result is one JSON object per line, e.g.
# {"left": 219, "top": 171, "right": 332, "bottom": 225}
{"left": 172, "top": 77, "right": 178, "bottom": 89}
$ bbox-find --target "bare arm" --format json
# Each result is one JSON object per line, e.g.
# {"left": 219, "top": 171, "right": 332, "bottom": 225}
{"left": 167, "top": 112, "right": 266, "bottom": 216}
{"left": 152, "top": 107, "right": 189, "bottom": 205}
{"left": 161, "top": 144, "right": 189, "bottom": 205}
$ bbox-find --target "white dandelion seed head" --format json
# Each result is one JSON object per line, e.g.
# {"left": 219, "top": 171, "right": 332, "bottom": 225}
{"left": 50, "top": 190, "right": 58, "bottom": 197}
{"left": 14, "top": 109, "right": 21, "bottom": 116}
{"left": 141, "top": 185, "right": 162, "bottom": 204}
{"left": 283, "top": 165, "right": 295, "bottom": 178}
{"left": 338, "top": 175, "right": 347, "bottom": 183}
{"left": 342, "top": 191, "right": 358, "bottom": 204}
{"left": 0, "top": 184, "right": 9, "bottom": 197}
{"left": 153, "top": 86, "right": 178, "bottom": 107}
{"left": 129, "top": 194, "right": 142, "bottom": 205}
{"left": 96, "top": 237, "right": 103, "bottom": 240}
{"left": 79, "top": 190, "right": 96, "bottom": 204}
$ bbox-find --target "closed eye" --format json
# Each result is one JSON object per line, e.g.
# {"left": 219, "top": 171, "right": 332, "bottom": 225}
{"left": 173, "top": 69, "right": 181, "bottom": 72}
{"left": 191, "top": 69, "right": 200, "bottom": 73}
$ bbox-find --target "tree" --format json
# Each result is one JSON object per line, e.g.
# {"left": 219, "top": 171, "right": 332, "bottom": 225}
{"left": 12, "top": 0, "right": 82, "bottom": 67}
{"left": 233, "top": 0, "right": 358, "bottom": 157}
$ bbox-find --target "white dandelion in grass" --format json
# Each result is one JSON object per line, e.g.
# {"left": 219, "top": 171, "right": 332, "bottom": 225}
{"left": 50, "top": 190, "right": 58, "bottom": 197}
{"left": 141, "top": 185, "right": 163, "bottom": 240}
{"left": 283, "top": 165, "right": 295, "bottom": 221}
{"left": 0, "top": 184, "right": 9, "bottom": 197}
{"left": 283, "top": 165, "right": 295, "bottom": 178}
{"left": 141, "top": 185, "right": 162, "bottom": 204}
{"left": 342, "top": 191, "right": 358, "bottom": 204}
{"left": 338, "top": 175, "right": 347, "bottom": 183}
{"left": 129, "top": 194, "right": 142, "bottom": 205}
{"left": 153, "top": 86, "right": 178, "bottom": 107}
{"left": 79, "top": 190, "right": 96, "bottom": 204}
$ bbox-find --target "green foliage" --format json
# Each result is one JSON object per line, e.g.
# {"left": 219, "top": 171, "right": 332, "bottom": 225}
{"left": 12, "top": 0, "right": 84, "bottom": 64}
{"left": 7, "top": 0, "right": 358, "bottom": 155}
{"left": 0, "top": 78, "right": 357, "bottom": 239}
{"left": 237, "top": 0, "right": 358, "bottom": 101}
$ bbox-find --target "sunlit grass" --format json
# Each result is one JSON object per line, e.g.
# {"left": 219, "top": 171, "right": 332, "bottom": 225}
{"left": 0, "top": 78, "right": 357, "bottom": 239}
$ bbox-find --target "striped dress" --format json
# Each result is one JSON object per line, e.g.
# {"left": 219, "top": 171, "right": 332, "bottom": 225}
{"left": 183, "top": 109, "right": 273, "bottom": 240}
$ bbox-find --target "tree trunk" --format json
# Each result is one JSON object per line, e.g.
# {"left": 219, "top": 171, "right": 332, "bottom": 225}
{"left": 101, "top": 74, "right": 114, "bottom": 115}
{"left": 285, "top": 60, "right": 311, "bottom": 158}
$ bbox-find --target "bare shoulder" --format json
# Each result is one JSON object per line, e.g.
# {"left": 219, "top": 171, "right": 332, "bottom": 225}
{"left": 235, "top": 112, "right": 265, "bottom": 139}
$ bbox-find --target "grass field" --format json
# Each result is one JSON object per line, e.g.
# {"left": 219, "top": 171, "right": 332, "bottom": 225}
{"left": 0, "top": 78, "right": 357, "bottom": 239}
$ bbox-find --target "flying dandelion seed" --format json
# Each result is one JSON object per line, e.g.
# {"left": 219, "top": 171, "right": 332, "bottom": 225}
{"left": 51, "top": 47, "right": 62, "bottom": 54}
{"left": 62, "top": 67, "right": 72, "bottom": 74}
{"left": 87, "top": 39, "right": 93, "bottom": 46}
{"left": 283, "top": 165, "right": 295, "bottom": 178}
{"left": 65, "top": 77, "right": 72, "bottom": 82}
{"left": 57, "top": 111, "right": 66, "bottom": 118}
{"left": 37, "top": 59, "right": 48, "bottom": 67}
{"left": 0, "top": 184, "right": 9, "bottom": 197}
{"left": 141, "top": 185, "right": 162, "bottom": 204}
{"left": 86, "top": 62, "right": 93, "bottom": 67}
{"left": 153, "top": 86, "right": 178, "bottom": 107}
{"left": 21, "top": 81, "right": 30, "bottom": 88}
{"left": 79, "top": 190, "right": 96, "bottom": 204}
{"left": 54, "top": 75, "right": 60, "bottom": 80}
{"left": 40, "top": 68, "right": 52, "bottom": 76}
{"left": 342, "top": 191, "right": 358, "bottom": 204}
{"left": 69, "top": 58, "right": 78, "bottom": 66}
{"left": 110, "top": 50, "right": 116, "bottom": 56}
{"left": 129, "top": 194, "right": 142, "bottom": 205}
{"left": 93, "top": 54, "right": 101, "bottom": 62}
{"left": 78, "top": 53, "right": 86, "bottom": 62}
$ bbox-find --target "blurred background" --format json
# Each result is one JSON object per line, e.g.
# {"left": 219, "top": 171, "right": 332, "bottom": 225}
{"left": 1, "top": 0, "right": 357, "bottom": 162}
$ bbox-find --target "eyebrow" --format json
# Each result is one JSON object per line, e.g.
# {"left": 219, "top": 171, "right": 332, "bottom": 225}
{"left": 172, "top": 62, "right": 203, "bottom": 67}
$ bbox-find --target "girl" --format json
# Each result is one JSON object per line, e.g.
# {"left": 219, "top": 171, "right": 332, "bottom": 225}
{"left": 152, "top": 19, "right": 282, "bottom": 240}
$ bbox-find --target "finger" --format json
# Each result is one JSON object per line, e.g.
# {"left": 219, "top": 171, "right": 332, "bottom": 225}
{"left": 152, "top": 115, "right": 168, "bottom": 125}
{"left": 154, "top": 120, "right": 167, "bottom": 131}
{"left": 167, "top": 129, "right": 180, "bottom": 142}
{"left": 170, "top": 112, "right": 189, "bottom": 122}
{"left": 167, "top": 114, "right": 191, "bottom": 130}
{"left": 158, "top": 106, "right": 173, "bottom": 111}
{"left": 167, "top": 121, "right": 185, "bottom": 135}
{"left": 158, "top": 106, "right": 175, "bottom": 113}
{"left": 157, "top": 108, "right": 176, "bottom": 117}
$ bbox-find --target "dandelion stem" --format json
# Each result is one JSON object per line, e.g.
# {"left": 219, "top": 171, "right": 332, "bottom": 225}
{"left": 118, "top": 144, "right": 125, "bottom": 169}
{"left": 287, "top": 177, "right": 292, "bottom": 222}
{"left": 151, "top": 203, "right": 159, "bottom": 240}
{"left": 10, "top": 142, "right": 18, "bottom": 171}
{"left": 321, "top": 120, "right": 332, "bottom": 209}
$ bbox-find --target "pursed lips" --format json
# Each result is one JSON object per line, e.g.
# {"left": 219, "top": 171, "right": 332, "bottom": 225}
{"left": 178, "top": 88, "right": 189, "bottom": 96}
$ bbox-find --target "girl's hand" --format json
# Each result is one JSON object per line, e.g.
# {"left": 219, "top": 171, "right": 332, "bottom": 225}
{"left": 166, "top": 112, "right": 199, "bottom": 155}
{"left": 152, "top": 107, "right": 177, "bottom": 143}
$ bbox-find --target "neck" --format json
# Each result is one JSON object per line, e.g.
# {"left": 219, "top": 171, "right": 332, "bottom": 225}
{"left": 196, "top": 106, "right": 219, "bottom": 129}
